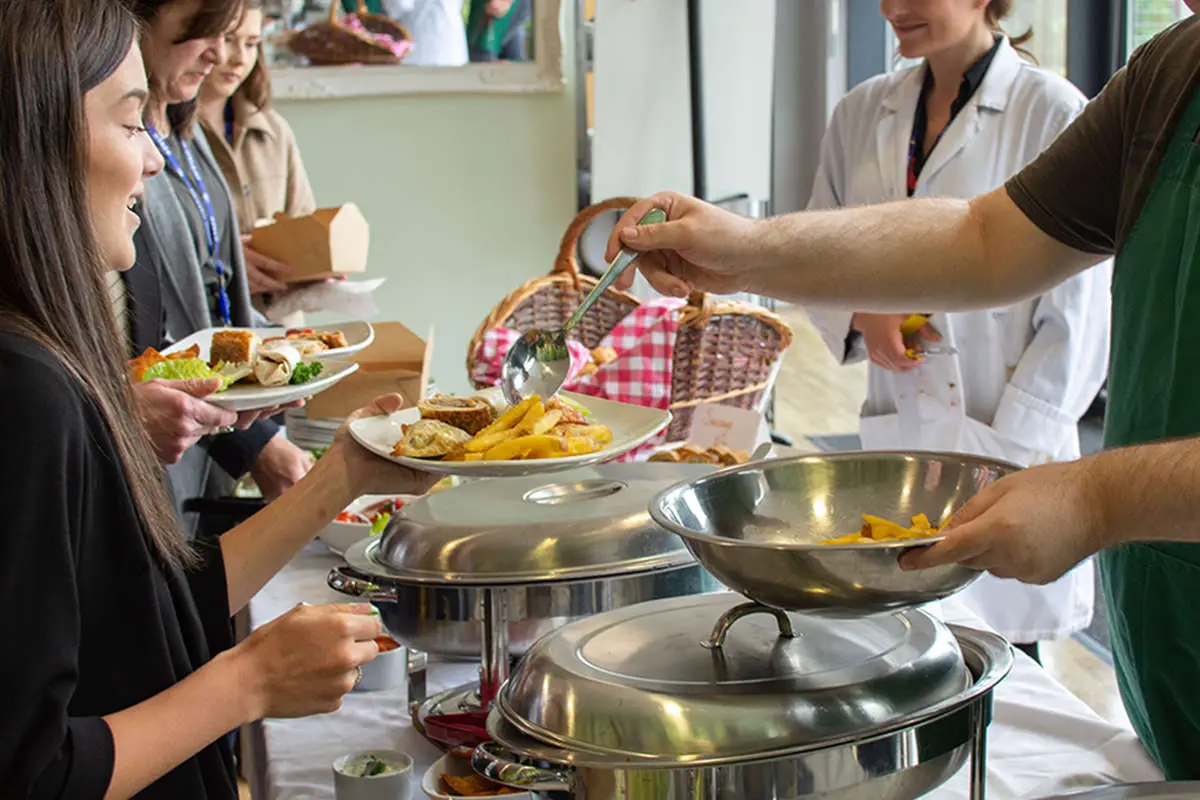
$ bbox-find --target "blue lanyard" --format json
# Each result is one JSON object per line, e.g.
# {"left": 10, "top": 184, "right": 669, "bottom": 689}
{"left": 146, "top": 125, "right": 232, "bottom": 326}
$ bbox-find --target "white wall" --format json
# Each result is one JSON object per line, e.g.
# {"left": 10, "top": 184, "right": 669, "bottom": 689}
{"left": 591, "top": 0, "right": 775, "bottom": 203}
{"left": 590, "top": 0, "right": 776, "bottom": 299}
{"left": 276, "top": 5, "right": 578, "bottom": 395}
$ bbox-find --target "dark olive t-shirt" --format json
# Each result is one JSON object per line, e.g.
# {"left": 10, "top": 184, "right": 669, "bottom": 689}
{"left": 1006, "top": 15, "right": 1200, "bottom": 255}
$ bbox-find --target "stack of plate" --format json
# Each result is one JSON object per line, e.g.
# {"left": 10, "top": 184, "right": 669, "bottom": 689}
{"left": 284, "top": 407, "right": 342, "bottom": 451}
{"left": 286, "top": 380, "right": 439, "bottom": 452}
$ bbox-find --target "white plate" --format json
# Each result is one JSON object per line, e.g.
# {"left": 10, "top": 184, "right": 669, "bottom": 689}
{"left": 421, "top": 753, "right": 532, "bottom": 800}
{"left": 318, "top": 494, "right": 414, "bottom": 555}
{"left": 349, "top": 392, "right": 671, "bottom": 478}
{"left": 156, "top": 358, "right": 357, "bottom": 412}
{"left": 164, "top": 321, "right": 374, "bottom": 361}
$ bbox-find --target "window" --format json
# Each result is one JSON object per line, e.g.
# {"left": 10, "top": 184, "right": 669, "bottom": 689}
{"left": 1127, "top": 0, "right": 1193, "bottom": 54}
{"left": 1003, "top": 0, "right": 1069, "bottom": 76}
{"left": 883, "top": 0, "right": 1069, "bottom": 76}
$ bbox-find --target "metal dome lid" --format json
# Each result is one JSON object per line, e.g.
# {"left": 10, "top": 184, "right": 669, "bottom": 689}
{"left": 495, "top": 593, "right": 977, "bottom": 765}
{"left": 361, "top": 463, "right": 716, "bottom": 585}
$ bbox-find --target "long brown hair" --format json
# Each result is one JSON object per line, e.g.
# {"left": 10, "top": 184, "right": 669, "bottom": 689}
{"left": 130, "top": 0, "right": 243, "bottom": 136}
{"left": 0, "top": 0, "right": 192, "bottom": 566}
{"left": 235, "top": 0, "right": 273, "bottom": 112}
{"left": 985, "top": 0, "right": 1036, "bottom": 62}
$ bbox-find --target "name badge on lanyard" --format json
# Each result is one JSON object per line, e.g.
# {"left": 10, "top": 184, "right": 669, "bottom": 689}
{"left": 146, "top": 125, "right": 232, "bottom": 327}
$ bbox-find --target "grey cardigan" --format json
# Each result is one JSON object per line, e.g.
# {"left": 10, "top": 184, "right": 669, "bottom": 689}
{"left": 135, "top": 126, "right": 277, "bottom": 536}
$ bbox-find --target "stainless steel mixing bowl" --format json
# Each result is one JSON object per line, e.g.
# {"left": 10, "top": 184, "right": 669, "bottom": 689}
{"left": 649, "top": 451, "right": 1021, "bottom": 613}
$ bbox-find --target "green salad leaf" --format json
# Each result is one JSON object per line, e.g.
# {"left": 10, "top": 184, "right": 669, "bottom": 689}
{"left": 289, "top": 361, "right": 324, "bottom": 385}
{"left": 140, "top": 358, "right": 231, "bottom": 389}
{"left": 369, "top": 512, "right": 391, "bottom": 536}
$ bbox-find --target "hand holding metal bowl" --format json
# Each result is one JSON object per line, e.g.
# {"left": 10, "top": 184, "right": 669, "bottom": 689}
{"left": 648, "top": 451, "right": 1022, "bottom": 616}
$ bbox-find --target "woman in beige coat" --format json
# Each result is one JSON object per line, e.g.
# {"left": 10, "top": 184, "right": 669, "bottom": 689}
{"left": 198, "top": 0, "right": 315, "bottom": 312}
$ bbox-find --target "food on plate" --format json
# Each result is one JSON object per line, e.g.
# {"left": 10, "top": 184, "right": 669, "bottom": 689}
{"left": 649, "top": 443, "right": 748, "bottom": 466}
{"left": 819, "top": 513, "right": 946, "bottom": 545}
{"left": 439, "top": 772, "right": 522, "bottom": 797}
{"left": 391, "top": 419, "right": 474, "bottom": 459}
{"left": 419, "top": 394, "right": 494, "bottom": 435}
{"left": 470, "top": 386, "right": 509, "bottom": 417}
{"left": 210, "top": 329, "right": 258, "bottom": 366}
{"left": 128, "top": 330, "right": 326, "bottom": 393}
{"left": 127, "top": 344, "right": 221, "bottom": 383}
{"left": 340, "top": 752, "right": 402, "bottom": 778}
{"left": 253, "top": 343, "right": 301, "bottom": 387}
{"left": 335, "top": 497, "right": 406, "bottom": 535}
{"left": 388, "top": 394, "right": 613, "bottom": 463}
{"left": 264, "top": 327, "right": 349, "bottom": 352}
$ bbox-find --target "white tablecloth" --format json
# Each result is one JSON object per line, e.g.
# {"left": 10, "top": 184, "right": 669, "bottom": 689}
{"left": 246, "top": 544, "right": 1163, "bottom": 799}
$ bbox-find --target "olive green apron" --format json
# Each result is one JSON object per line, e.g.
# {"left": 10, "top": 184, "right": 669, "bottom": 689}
{"left": 1100, "top": 85, "right": 1200, "bottom": 779}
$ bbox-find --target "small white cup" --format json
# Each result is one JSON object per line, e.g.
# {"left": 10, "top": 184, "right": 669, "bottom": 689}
{"left": 333, "top": 750, "right": 413, "bottom": 800}
{"left": 354, "top": 639, "right": 407, "bottom": 693}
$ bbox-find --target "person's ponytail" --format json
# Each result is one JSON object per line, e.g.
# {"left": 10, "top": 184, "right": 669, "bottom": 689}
{"left": 986, "top": 0, "right": 1037, "bottom": 63}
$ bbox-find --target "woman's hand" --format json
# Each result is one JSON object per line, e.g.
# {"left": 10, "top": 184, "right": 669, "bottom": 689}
{"left": 250, "top": 435, "right": 315, "bottom": 501}
{"left": 234, "top": 603, "right": 381, "bottom": 719}
{"left": 241, "top": 236, "right": 292, "bottom": 295}
{"left": 323, "top": 394, "right": 440, "bottom": 498}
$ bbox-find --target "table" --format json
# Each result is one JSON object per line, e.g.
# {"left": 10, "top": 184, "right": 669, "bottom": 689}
{"left": 246, "top": 544, "right": 1163, "bottom": 799}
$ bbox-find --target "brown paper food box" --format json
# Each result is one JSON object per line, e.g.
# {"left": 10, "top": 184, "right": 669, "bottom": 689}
{"left": 305, "top": 322, "right": 433, "bottom": 420}
{"left": 249, "top": 203, "right": 370, "bottom": 283}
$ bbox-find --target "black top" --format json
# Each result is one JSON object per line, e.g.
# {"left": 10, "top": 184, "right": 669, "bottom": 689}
{"left": 0, "top": 332, "right": 237, "bottom": 798}
{"left": 907, "top": 34, "right": 1003, "bottom": 195}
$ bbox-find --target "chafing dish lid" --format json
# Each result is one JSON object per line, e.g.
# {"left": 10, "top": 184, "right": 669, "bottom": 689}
{"left": 496, "top": 592, "right": 972, "bottom": 761}
{"left": 370, "top": 463, "right": 715, "bottom": 583}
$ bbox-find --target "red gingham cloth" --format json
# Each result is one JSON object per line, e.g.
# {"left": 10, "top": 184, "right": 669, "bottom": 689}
{"left": 470, "top": 299, "right": 685, "bottom": 460}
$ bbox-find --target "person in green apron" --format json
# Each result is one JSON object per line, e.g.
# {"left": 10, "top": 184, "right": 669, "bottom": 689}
{"left": 466, "top": 0, "right": 530, "bottom": 61}
{"left": 597, "top": 9, "right": 1200, "bottom": 778}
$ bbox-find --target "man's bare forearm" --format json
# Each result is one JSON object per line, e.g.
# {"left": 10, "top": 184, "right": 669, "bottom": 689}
{"left": 1086, "top": 438, "right": 1200, "bottom": 550}
{"left": 743, "top": 189, "right": 1102, "bottom": 311}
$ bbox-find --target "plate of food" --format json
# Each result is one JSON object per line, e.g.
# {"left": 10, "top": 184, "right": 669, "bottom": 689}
{"left": 421, "top": 753, "right": 530, "bottom": 798}
{"left": 166, "top": 321, "right": 373, "bottom": 362}
{"left": 131, "top": 329, "right": 358, "bottom": 412}
{"left": 319, "top": 495, "right": 412, "bottom": 555}
{"left": 348, "top": 389, "right": 671, "bottom": 477}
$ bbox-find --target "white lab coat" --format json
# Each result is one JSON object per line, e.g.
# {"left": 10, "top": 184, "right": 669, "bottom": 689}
{"left": 805, "top": 38, "right": 1111, "bottom": 642}
{"left": 381, "top": 0, "right": 468, "bottom": 66}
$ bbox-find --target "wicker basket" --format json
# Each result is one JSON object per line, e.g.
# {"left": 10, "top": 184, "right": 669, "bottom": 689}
{"left": 466, "top": 198, "right": 794, "bottom": 443}
{"left": 289, "top": 0, "right": 412, "bottom": 66}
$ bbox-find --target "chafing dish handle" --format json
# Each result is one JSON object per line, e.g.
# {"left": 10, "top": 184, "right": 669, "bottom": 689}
{"left": 471, "top": 742, "right": 570, "bottom": 792}
{"left": 703, "top": 601, "right": 796, "bottom": 649}
{"left": 326, "top": 567, "right": 399, "bottom": 602}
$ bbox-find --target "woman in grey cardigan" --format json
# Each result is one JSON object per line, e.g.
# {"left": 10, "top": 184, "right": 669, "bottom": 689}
{"left": 128, "top": 0, "right": 313, "bottom": 536}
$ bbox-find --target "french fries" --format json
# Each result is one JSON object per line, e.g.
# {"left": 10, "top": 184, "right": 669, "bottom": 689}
{"left": 819, "top": 513, "right": 946, "bottom": 545}
{"left": 437, "top": 395, "right": 613, "bottom": 462}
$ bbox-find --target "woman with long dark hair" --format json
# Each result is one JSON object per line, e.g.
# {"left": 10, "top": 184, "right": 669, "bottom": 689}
{"left": 0, "top": 1, "right": 429, "bottom": 794}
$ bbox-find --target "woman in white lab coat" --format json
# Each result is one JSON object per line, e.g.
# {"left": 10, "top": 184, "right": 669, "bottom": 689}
{"left": 806, "top": 0, "right": 1112, "bottom": 662}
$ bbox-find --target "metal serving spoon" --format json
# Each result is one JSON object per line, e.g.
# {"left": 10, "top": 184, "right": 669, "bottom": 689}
{"left": 500, "top": 208, "right": 667, "bottom": 405}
